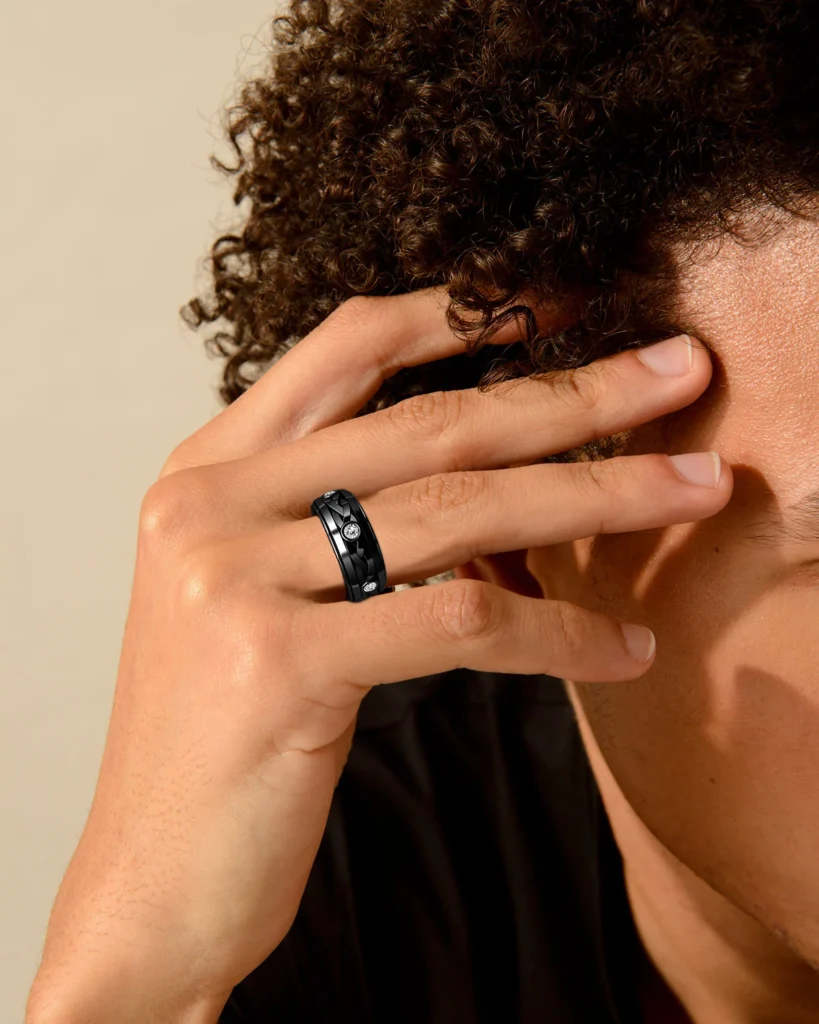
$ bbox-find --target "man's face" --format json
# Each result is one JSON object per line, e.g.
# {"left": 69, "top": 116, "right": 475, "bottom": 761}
{"left": 526, "top": 209, "right": 819, "bottom": 966}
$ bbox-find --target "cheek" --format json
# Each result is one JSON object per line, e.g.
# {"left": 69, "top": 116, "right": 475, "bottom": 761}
{"left": 541, "top": 529, "right": 819, "bottom": 961}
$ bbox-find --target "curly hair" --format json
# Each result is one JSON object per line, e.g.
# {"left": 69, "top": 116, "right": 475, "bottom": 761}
{"left": 181, "top": 0, "right": 819, "bottom": 581}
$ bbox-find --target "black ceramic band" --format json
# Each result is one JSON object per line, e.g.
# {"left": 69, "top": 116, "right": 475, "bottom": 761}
{"left": 310, "top": 489, "right": 395, "bottom": 602}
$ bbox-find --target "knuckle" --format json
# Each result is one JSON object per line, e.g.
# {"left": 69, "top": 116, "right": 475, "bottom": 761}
{"left": 328, "top": 294, "right": 382, "bottom": 332}
{"left": 407, "top": 469, "right": 486, "bottom": 520}
{"left": 551, "top": 600, "right": 588, "bottom": 656}
{"left": 577, "top": 458, "right": 613, "bottom": 501}
{"left": 173, "top": 548, "right": 232, "bottom": 611}
{"left": 387, "top": 389, "right": 463, "bottom": 442}
{"left": 173, "top": 557, "right": 294, "bottom": 687}
{"left": 553, "top": 363, "right": 602, "bottom": 412}
{"left": 138, "top": 478, "right": 197, "bottom": 546}
{"left": 424, "top": 579, "right": 501, "bottom": 643}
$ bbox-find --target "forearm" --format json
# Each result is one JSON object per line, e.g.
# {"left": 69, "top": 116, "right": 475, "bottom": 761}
{"left": 24, "top": 832, "right": 235, "bottom": 1024}
{"left": 26, "top": 966, "right": 230, "bottom": 1024}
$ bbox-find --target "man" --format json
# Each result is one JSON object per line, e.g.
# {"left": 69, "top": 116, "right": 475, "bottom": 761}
{"left": 27, "top": 2, "right": 819, "bottom": 1021}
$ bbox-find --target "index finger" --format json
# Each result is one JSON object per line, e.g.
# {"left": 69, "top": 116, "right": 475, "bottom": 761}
{"left": 161, "top": 286, "right": 571, "bottom": 475}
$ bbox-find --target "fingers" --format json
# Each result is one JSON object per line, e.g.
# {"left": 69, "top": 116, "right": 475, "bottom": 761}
{"left": 269, "top": 451, "right": 732, "bottom": 595}
{"left": 161, "top": 287, "right": 569, "bottom": 475}
{"left": 205, "top": 332, "right": 712, "bottom": 521}
{"left": 288, "top": 580, "right": 656, "bottom": 707}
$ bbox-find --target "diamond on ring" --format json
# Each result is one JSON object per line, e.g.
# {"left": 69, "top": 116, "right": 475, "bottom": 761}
{"left": 363, "top": 581, "right": 378, "bottom": 592}
{"left": 323, "top": 491, "right": 336, "bottom": 498}
{"left": 342, "top": 522, "right": 361, "bottom": 540}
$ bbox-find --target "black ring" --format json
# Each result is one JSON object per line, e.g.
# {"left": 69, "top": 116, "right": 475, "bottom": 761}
{"left": 310, "top": 489, "right": 395, "bottom": 602}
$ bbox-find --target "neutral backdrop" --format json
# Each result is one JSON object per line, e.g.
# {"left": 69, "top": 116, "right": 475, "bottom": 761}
{"left": 1, "top": 4, "right": 285, "bottom": 1019}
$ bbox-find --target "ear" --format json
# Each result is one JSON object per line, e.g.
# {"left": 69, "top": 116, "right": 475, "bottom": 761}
{"left": 452, "top": 549, "right": 545, "bottom": 599}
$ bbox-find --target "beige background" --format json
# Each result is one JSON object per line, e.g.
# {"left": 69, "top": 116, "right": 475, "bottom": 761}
{"left": 1, "top": 4, "right": 282, "bottom": 1019}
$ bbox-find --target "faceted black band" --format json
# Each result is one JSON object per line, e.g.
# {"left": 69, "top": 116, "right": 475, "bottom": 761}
{"left": 310, "top": 489, "right": 395, "bottom": 602}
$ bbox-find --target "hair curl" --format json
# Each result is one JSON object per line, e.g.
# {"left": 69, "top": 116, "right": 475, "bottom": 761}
{"left": 181, "top": 0, "right": 819, "bottom": 582}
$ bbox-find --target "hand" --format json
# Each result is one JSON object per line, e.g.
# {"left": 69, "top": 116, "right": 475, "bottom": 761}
{"left": 26, "top": 287, "right": 732, "bottom": 1023}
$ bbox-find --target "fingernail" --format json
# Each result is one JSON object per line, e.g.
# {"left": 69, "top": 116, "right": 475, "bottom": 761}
{"left": 668, "top": 451, "right": 722, "bottom": 488}
{"left": 636, "top": 334, "right": 694, "bottom": 375}
{"left": 621, "top": 622, "right": 656, "bottom": 662}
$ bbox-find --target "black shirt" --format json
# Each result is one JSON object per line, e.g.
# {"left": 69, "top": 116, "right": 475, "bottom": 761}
{"left": 218, "top": 670, "right": 665, "bottom": 1023}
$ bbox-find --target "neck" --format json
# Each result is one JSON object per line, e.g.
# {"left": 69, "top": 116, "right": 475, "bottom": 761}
{"left": 623, "top": 839, "right": 819, "bottom": 1024}
{"left": 566, "top": 683, "right": 819, "bottom": 1024}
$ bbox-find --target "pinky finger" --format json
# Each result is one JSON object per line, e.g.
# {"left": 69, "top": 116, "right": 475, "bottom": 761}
{"left": 303, "top": 578, "right": 656, "bottom": 691}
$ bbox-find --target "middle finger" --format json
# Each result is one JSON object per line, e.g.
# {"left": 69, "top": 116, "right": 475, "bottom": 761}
{"left": 208, "top": 332, "right": 710, "bottom": 519}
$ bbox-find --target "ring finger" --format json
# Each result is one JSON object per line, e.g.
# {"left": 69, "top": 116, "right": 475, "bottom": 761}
{"left": 268, "top": 449, "right": 731, "bottom": 597}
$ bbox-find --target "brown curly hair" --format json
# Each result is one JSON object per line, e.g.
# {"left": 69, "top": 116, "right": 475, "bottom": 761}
{"left": 181, "top": 0, "right": 819, "bottom": 581}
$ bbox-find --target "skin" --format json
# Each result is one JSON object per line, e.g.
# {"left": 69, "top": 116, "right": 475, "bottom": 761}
{"left": 473, "top": 208, "right": 819, "bottom": 1021}
{"left": 30, "top": 214, "right": 818, "bottom": 1023}
{"left": 25, "top": 290, "right": 732, "bottom": 1024}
